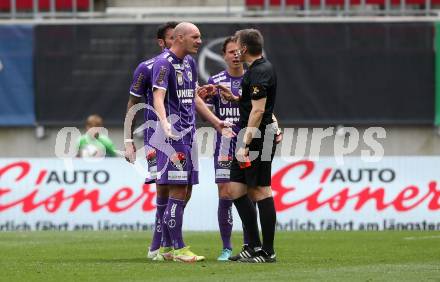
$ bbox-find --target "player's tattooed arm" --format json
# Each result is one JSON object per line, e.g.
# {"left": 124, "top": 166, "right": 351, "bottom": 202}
{"left": 217, "top": 84, "right": 240, "bottom": 103}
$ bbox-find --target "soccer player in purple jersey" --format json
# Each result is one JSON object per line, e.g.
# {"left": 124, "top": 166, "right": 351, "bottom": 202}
{"left": 124, "top": 22, "right": 184, "bottom": 260}
{"left": 204, "top": 37, "right": 243, "bottom": 261}
{"left": 151, "top": 22, "right": 233, "bottom": 263}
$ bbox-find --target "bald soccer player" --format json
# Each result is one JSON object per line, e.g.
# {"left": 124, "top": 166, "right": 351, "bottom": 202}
{"left": 151, "top": 22, "right": 233, "bottom": 262}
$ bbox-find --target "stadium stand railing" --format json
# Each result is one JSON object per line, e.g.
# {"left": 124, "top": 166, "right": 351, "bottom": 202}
{"left": 0, "top": 0, "right": 439, "bottom": 19}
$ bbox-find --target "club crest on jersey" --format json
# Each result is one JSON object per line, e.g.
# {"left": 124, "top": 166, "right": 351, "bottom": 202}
{"left": 176, "top": 71, "right": 184, "bottom": 86}
{"left": 218, "top": 155, "right": 233, "bottom": 169}
{"left": 170, "top": 152, "right": 187, "bottom": 170}
{"left": 187, "top": 71, "right": 193, "bottom": 82}
{"left": 157, "top": 66, "right": 167, "bottom": 85}
{"left": 232, "top": 80, "right": 241, "bottom": 88}
{"left": 146, "top": 149, "right": 157, "bottom": 166}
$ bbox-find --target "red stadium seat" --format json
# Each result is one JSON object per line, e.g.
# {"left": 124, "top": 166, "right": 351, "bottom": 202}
{"left": 0, "top": 0, "right": 89, "bottom": 11}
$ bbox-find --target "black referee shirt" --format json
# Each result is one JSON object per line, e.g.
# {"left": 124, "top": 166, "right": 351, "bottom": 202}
{"left": 238, "top": 57, "right": 277, "bottom": 129}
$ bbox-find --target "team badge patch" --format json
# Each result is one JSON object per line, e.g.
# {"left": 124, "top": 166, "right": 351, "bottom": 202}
{"left": 170, "top": 152, "right": 187, "bottom": 170}
{"left": 218, "top": 155, "right": 233, "bottom": 169}
{"left": 187, "top": 71, "right": 192, "bottom": 82}
{"left": 252, "top": 86, "right": 260, "bottom": 95}
{"left": 157, "top": 66, "right": 167, "bottom": 85}
{"left": 232, "top": 80, "right": 241, "bottom": 88}
{"left": 146, "top": 149, "right": 157, "bottom": 166}
{"left": 176, "top": 71, "right": 184, "bottom": 86}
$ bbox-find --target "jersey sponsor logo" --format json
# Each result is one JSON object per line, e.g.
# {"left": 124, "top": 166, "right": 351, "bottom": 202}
{"left": 216, "top": 169, "right": 231, "bottom": 178}
{"left": 170, "top": 152, "right": 187, "bottom": 170}
{"left": 217, "top": 155, "right": 233, "bottom": 169}
{"left": 219, "top": 81, "right": 231, "bottom": 89}
{"left": 168, "top": 170, "right": 188, "bottom": 181}
{"left": 176, "top": 71, "right": 184, "bottom": 86}
{"left": 219, "top": 107, "right": 240, "bottom": 117}
{"left": 177, "top": 89, "right": 195, "bottom": 104}
{"left": 225, "top": 117, "right": 239, "bottom": 123}
{"left": 213, "top": 76, "right": 227, "bottom": 84}
{"left": 132, "top": 72, "right": 144, "bottom": 92}
{"left": 157, "top": 66, "right": 167, "bottom": 85}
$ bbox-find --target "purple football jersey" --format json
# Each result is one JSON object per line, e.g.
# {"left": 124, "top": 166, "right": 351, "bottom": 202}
{"left": 151, "top": 50, "right": 198, "bottom": 145}
{"left": 129, "top": 56, "right": 158, "bottom": 146}
{"left": 206, "top": 70, "right": 242, "bottom": 157}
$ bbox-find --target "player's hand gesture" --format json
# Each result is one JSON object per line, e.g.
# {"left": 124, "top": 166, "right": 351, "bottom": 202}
{"left": 161, "top": 120, "right": 179, "bottom": 140}
{"left": 215, "top": 120, "right": 236, "bottom": 139}
{"left": 236, "top": 146, "right": 250, "bottom": 164}
{"left": 217, "top": 84, "right": 239, "bottom": 102}
{"left": 124, "top": 142, "right": 136, "bottom": 163}
{"left": 196, "top": 84, "right": 217, "bottom": 100}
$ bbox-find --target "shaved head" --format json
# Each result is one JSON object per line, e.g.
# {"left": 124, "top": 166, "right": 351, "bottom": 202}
{"left": 173, "top": 22, "right": 198, "bottom": 37}
{"left": 170, "top": 22, "right": 202, "bottom": 56}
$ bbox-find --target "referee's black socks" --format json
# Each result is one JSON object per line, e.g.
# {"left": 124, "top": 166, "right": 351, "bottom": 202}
{"left": 233, "top": 195, "right": 262, "bottom": 249}
{"left": 257, "top": 197, "right": 277, "bottom": 255}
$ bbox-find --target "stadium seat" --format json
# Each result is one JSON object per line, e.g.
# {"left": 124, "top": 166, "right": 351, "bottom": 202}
{"left": 0, "top": 0, "right": 89, "bottom": 11}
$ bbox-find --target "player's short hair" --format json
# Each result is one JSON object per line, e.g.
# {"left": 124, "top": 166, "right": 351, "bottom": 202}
{"left": 235, "top": 28, "right": 264, "bottom": 56}
{"left": 86, "top": 114, "right": 103, "bottom": 127}
{"left": 222, "top": 36, "right": 236, "bottom": 54}
{"left": 156, "top": 21, "right": 179, "bottom": 40}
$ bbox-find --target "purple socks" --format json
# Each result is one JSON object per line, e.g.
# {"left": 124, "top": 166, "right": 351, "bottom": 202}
{"left": 150, "top": 196, "right": 168, "bottom": 251}
{"left": 218, "top": 198, "right": 233, "bottom": 250}
{"left": 163, "top": 197, "right": 186, "bottom": 250}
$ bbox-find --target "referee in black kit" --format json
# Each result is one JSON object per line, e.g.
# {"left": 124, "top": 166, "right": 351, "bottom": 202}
{"left": 218, "top": 28, "right": 278, "bottom": 263}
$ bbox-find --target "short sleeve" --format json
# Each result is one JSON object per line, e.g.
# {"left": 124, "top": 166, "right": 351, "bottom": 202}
{"left": 129, "top": 62, "right": 150, "bottom": 97}
{"left": 249, "top": 69, "right": 270, "bottom": 100}
{"left": 152, "top": 59, "right": 171, "bottom": 91}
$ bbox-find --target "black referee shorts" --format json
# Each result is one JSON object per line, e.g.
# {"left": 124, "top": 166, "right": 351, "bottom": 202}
{"left": 230, "top": 131, "right": 277, "bottom": 188}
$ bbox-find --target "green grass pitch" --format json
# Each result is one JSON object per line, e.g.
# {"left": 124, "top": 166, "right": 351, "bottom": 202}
{"left": 0, "top": 231, "right": 439, "bottom": 281}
